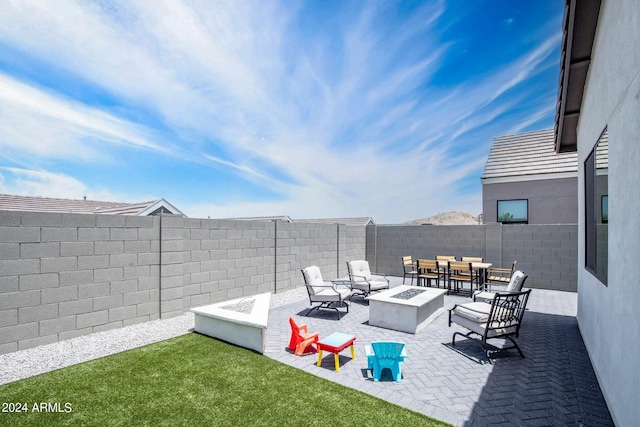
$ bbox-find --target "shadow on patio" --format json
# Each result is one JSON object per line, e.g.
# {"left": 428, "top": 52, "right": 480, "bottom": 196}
{"left": 264, "top": 277, "right": 613, "bottom": 426}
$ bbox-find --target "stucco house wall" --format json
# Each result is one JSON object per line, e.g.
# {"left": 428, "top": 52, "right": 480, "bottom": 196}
{"left": 482, "top": 177, "right": 578, "bottom": 224}
{"left": 575, "top": 1, "right": 640, "bottom": 425}
{"left": 481, "top": 129, "right": 578, "bottom": 225}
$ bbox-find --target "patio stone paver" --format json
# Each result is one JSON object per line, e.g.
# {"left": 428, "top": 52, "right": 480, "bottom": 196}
{"left": 264, "top": 277, "right": 613, "bottom": 427}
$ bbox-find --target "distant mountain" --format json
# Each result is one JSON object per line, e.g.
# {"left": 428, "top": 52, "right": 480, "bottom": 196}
{"left": 407, "top": 211, "right": 480, "bottom": 225}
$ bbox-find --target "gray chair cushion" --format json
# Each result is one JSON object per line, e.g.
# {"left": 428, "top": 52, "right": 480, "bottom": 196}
{"left": 506, "top": 270, "right": 526, "bottom": 292}
{"left": 452, "top": 302, "right": 492, "bottom": 323}
{"left": 348, "top": 260, "right": 373, "bottom": 282}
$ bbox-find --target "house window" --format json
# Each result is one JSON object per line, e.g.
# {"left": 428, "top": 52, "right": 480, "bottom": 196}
{"left": 601, "top": 195, "right": 608, "bottom": 223}
{"left": 585, "top": 128, "right": 608, "bottom": 285}
{"left": 497, "top": 199, "right": 528, "bottom": 224}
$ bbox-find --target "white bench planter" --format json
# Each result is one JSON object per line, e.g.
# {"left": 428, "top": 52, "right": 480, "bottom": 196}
{"left": 191, "top": 293, "right": 271, "bottom": 354}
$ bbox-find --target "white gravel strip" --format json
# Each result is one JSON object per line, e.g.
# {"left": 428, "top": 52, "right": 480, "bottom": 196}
{"left": 0, "top": 287, "right": 308, "bottom": 386}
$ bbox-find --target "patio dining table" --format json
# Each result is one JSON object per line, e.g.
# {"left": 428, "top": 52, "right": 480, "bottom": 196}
{"left": 436, "top": 260, "right": 492, "bottom": 292}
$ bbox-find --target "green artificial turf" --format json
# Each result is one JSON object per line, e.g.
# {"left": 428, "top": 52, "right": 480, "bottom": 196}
{"left": 0, "top": 333, "right": 450, "bottom": 426}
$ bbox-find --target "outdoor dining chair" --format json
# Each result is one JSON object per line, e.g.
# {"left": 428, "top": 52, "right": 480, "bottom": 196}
{"left": 486, "top": 261, "right": 518, "bottom": 289}
{"left": 447, "top": 260, "right": 479, "bottom": 297}
{"left": 416, "top": 259, "right": 444, "bottom": 287}
{"left": 401, "top": 256, "right": 418, "bottom": 285}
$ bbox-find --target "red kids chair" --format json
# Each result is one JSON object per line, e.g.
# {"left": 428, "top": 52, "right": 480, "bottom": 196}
{"left": 288, "top": 317, "right": 319, "bottom": 356}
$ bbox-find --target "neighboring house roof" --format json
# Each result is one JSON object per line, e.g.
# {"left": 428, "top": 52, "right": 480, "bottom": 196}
{"left": 293, "top": 217, "right": 376, "bottom": 226}
{"left": 481, "top": 129, "right": 578, "bottom": 183}
{"left": 229, "top": 215, "right": 294, "bottom": 222}
{"left": 0, "top": 194, "right": 185, "bottom": 216}
{"left": 227, "top": 216, "right": 375, "bottom": 226}
{"left": 554, "top": 0, "right": 602, "bottom": 153}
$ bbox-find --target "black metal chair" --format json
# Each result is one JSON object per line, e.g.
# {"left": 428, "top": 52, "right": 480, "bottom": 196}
{"left": 448, "top": 289, "right": 531, "bottom": 362}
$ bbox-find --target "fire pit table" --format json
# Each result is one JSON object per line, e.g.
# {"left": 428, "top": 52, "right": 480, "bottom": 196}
{"left": 366, "top": 286, "right": 447, "bottom": 334}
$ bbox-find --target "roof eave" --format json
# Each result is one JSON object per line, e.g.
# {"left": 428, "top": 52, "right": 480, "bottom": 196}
{"left": 554, "top": 0, "right": 602, "bottom": 153}
{"left": 137, "top": 199, "right": 186, "bottom": 217}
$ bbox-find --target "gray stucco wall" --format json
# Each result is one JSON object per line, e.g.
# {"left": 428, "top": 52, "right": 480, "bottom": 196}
{"left": 0, "top": 213, "right": 365, "bottom": 355}
{"left": 574, "top": 1, "right": 640, "bottom": 425}
{"left": 369, "top": 223, "right": 577, "bottom": 292}
{"left": 482, "top": 177, "right": 578, "bottom": 224}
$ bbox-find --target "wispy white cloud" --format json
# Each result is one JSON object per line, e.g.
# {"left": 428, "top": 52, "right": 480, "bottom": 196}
{"left": 0, "top": 167, "right": 88, "bottom": 200}
{"left": 0, "top": 74, "right": 167, "bottom": 160}
{"left": 0, "top": 0, "right": 562, "bottom": 223}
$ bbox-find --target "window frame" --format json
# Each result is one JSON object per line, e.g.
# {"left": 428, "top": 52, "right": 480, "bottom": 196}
{"left": 584, "top": 128, "right": 608, "bottom": 285}
{"left": 496, "top": 199, "right": 529, "bottom": 224}
{"left": 601, "top": 195, "right": 608, "bottom": 224}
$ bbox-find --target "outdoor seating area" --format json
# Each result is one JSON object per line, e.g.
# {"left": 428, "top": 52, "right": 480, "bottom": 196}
{"left": 266, "top": 276, "right": 613, "bottom": 426}
{"left": 401, "top": 255, "right": 494, "bottom": 297}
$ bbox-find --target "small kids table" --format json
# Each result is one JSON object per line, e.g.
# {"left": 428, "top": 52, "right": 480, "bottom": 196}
{"left": 316, "top": 332, "right": 357, "bottom": 372}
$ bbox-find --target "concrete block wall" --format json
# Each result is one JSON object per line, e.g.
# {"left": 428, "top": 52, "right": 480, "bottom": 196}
{"left": 372, "top": 225, "right": 486, "bottom": 276}
{"left": 501, "top": 224, "right": 578, "bottom": 292}
{"left": 369, "top": 224, "right": 578, "bottom": 292}
{"left": 0, "top": 212, "right": 365, "bottom": 355}
{"left": 0, "top": 211, "right": 160, "bottom": 355}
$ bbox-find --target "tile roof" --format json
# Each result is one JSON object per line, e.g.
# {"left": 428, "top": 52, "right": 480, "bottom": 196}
{"left": 226, "top": 216, "right": 375, "bottom": 226}
{"left": 227, "top": 215, "right": 293, "bottom": 222}
{"left": 293, "top": 217, "right": 376, "bottom": 226}
{"left": 0, "top": 194, "right": 183, "bottom": 216}
{"left": 482, "top": 129, "right": 578, "bottom": 180}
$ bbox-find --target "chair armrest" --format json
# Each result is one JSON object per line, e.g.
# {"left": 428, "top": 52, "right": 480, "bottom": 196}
{"left": 371, "top": 272, "right": 389, "bottom": 282}
{"left": 306, "top": 282, "right": 342, "bottom": 294}
{"left": 350, "top": 273, "right": 371, "bottom": 283}
{"left": 331, "top": 279, "right": 352, "bottom": 287}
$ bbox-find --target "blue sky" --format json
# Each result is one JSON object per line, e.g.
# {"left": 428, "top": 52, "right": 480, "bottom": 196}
{"left": 0, "top": 0, "right": 563, "bottom": 223}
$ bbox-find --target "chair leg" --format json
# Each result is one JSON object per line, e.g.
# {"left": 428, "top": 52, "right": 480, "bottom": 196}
{"left": 503, "top": 335, "right": 525, "bottom": 358}
{"left": 451, "top": 330, "right": 475, "bottom": 347}
{"left": 295, "top": 338, "right": 316, "bottom": 356}
{"left": 453, "top": 333, "right": 525, "bottom": 363}
{"left": 306, "top": 300, "right": 348, "bottom": 319}
{"left": 372, "top": 361, "right": 381, "bottom": 381}
{"left": 392, "top": 365, "right": 402, "bottom": 382}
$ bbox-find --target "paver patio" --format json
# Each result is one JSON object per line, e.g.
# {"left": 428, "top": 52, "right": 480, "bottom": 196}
{"left": 264, "top": 277, "right": 613, "bottom": 426}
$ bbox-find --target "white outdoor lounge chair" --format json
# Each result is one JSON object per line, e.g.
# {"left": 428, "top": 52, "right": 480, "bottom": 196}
{"left": 449, "top": 288, "right": 531, "bottom": 363}
{"left": 301, "top": 266, "right": 352, "bottom": 319}
{"left": 473, "top": 270, "right": 527, "bottom": 303}
{"left": 346, "top": 260, "right": 389, "bottom": 297}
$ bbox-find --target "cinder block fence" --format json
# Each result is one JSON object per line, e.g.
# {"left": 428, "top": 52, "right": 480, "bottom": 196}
{"left": 0, "top": 210, "right": 576, "bottom": 355}
{"left": 368, "top": 223, "right": 578, "bottom": 293}
{"left": 0, "top": 211, "right": 364, "bottom": 354}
